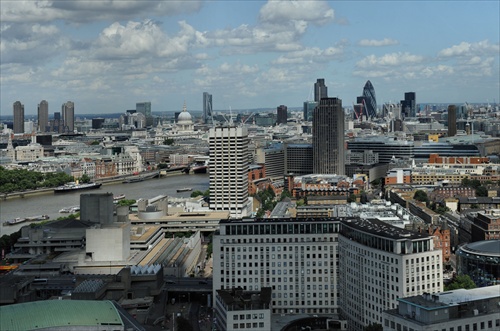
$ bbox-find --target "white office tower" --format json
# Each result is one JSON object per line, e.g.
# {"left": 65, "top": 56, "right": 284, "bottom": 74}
{"left": 209, "top": 126, "right": 252, "bottom": 218}
{"left": 213, "top": 218, "right": 346, "bottom": 323}
{"left": 338, "top": 219, "right": 443, "bottom": 331}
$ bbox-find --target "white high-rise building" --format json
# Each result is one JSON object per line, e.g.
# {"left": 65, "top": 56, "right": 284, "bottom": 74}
{"left": 213, "top": 218, "right": 343, "bottom": 317}
{"left": 338, "top": 218, "right": 443, "bottom": 331}
{"left": 209, "top": 126, "right": 252, "bottom": 218}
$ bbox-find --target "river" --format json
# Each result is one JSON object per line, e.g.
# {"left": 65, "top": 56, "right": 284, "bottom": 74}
{"left": 0, "top": 173, "right": 209, "bottom": 236}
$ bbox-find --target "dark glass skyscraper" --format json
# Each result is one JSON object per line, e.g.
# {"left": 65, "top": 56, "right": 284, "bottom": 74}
{"left": 401, "top": 92, "right": 416, "bottom": 118}
{"left": 62, "top": 101, "right": 75, "bottom": 133}
{"left": 447, "top": 105, "right": 457, "bottom": 137}
{"left": 312, "top": 97, "right": 345, "bottom": 175}
{"left": 362, "top": 80, "right": 377, "bottom": 118}
{"left": 38, "top": 100, "right": 49, "bottom": 133}
{"left": 13, "top": 101, "right": 24, "bottom": 134}
{"left": 276, "top": 105, "right": 287, "bottom": 124}
{"left": 203, "top": 92, "right": 212, "bottom": 124}
{"left": 314, "top": 78, "right": 328, "bottom": 102}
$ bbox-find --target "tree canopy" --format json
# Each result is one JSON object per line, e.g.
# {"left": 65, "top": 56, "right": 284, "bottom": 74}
{"left": 413, "top": 189, "right": 429, "bottom": 203}
{"left": 444, "top": 274, "right": 476, "bottom": 291}
{"left": 0, "top": 167, "right": 73, "bottom": 193}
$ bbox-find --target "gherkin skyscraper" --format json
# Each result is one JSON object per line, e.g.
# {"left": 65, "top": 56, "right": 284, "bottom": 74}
{"left": 362, "top": 80, "right": 377, "bottom": 118}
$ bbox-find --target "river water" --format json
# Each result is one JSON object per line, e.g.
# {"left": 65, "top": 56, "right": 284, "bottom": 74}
{"left": 0, "top": 173, "right": 209, "bottom": 236}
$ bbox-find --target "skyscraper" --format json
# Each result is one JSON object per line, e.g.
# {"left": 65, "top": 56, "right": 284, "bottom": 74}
{"left": 447, "top": 105, "right": 457, "bottom": 137}
{"left": 362, "top": 80, "right": 377, "bottom": 118}
{"left": 314, "top": 78, "right": 328, "bottom": 102}
{"left": 136, "top": 102, "right": 151, "bottom": 117}
{"left": 37, "top": 100, "right": 49, "bottom": 133}
{"left": 13, "top": 101, "right": 24, "bottom": 134}
{"left": 313, "top": 97, "right": 345, "bottom": 175}
{"left": 62, "top": 101, "right": 75, "bottom": 133}
{"left": 303, "top": 101, "right": 317, "bottom": 122}
{"left": 276, "top": 104, "right": 287, "bottom": 124}
{"left": 401, "top": 92, "right": 416, "bottom": 118}
{"left": 209, "top": 126, "right": 252, "bottom": 218}
{"left": 203, "top": 92, "right": 212, "bottom": 124}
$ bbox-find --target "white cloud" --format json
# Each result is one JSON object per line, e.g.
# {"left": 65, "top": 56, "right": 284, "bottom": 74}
{"left": 356, "top": 52, "right": 424, "bottom": 68}
{"left": 358, "top": 38, "right": 399, "bottom": 47}
{"left": 438, "top": 40, "right": 499, "bottom": 57}
{"left": 259, "top": 1, "right": 334, "bottom": 25}
{"left": 0, "top": 1, "right": 202, "bottom": 23}
{"left": 0, "top": 23, "right": 69, "bottom": 64}
{"left": 272, "top": 45, "right": 344, "bottom": 65}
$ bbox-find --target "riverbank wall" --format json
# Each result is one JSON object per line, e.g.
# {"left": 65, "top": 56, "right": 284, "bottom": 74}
{"left": 0, "top": 170, "right": 186, "bottom": 201}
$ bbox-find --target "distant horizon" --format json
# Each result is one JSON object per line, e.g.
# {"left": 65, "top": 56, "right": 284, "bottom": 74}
{"left": 1, "top": 101, "right": 497, "bottom": 121}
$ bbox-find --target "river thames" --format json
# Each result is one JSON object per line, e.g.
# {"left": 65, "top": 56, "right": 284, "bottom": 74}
{"left": 0, "top": 173, "right": 209, "bottom": 236}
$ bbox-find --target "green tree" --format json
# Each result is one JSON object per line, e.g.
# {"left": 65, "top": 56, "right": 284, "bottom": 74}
{"left": 413, "top": 190, "right": 429, "bottom": 203}
{"left": 347, "top": 193, "right": 357, "bottom": 203}
{"left": 280, "top": 189, "right": 292, "bottom": 201}
{"left": 117, "top": 199, "right": 136, "bottom": 206}
{"left": 190, "top": 190, "right": 204, "bottom": 198}
{"left": 163, "top": 138, "right": 175, "bottom": 145}
{"left": 445, "top": 274, "right": 476, "bottom": 291}
{"left": 79, "top": 174, "right": 91, "bottom": 183}
{"left": 475, "top": 186, "right": 488, "bottom": 197}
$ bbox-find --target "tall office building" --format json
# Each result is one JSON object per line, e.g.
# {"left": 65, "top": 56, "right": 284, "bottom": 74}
{"left": 276, "top": 105, "right": 287, "bottom": 124}
{"left": 136, "top": 102, "right": 151, "bottom": 117}
{"left": 447, "top": 104, "right": 457, "bottom": 137}
{"left": 213, "top": 218, "right": 343, "bottom": 316}
{"left": 314, "top": 78, "right": 328, "bottom": 102}
{"left": 203, "top": 92, "right": 212, "bottom": 124}
{"left": 62, "top": 101, "right": 75, "bottom": 133}
{"left": 401, "top": 92, "right": 416, "bottom": 118}
{"left": 13, "top": 101, "right": 24, "bottom": 134}
{"left": 312, "top": 98, "right": 345, "bottom": 175}
{"left": 209, "top": 126, "right": 252, "bottom": 218}
{"left": 37, "top": 100, "right": 49, "bottom": 133}
{"left": 338, "top": 218, "right": 443, "bottom": 330}
{"left": 362, "top": 80, "right": 377, "bottom": 118}
{"left": 303, "top": 101, "right": 317, "bottom": 122}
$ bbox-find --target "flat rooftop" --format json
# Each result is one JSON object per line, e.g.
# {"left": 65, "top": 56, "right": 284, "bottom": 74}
{"left": 341, "top": 218, "right": 429, "bottom": 240}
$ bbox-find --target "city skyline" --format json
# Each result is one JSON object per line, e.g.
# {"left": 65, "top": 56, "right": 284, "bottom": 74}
{"left": 1, "top": 1, "right": 499, "bottom": 115}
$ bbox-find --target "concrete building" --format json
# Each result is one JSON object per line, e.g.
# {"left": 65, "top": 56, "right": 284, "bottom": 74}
{"left": 338, "top": 218, "right": 443, "bottom": 330}
{"left": 136, "top": 101, "right": 151, "bottom": 117}
{"left": 471, "top": 209, "right": 500, "bottom": 241}
{"left": 80, "top": 193, "right": 115, "bottom": 225}
{"left": 383, "top": 285, "right": 500, "bottom": 331}
{"left": 13, "top": 101, "right": 24, "bottom": 134}
{"left": 313, "top": 97, "right": 345, "bottom": 175}
{"left": 213, "top": 218, "right": 342, "bottom": 316}
{"left": 214, "top": 287, "right": 272, "bottom": 331}
{"left": 37, "top": 100, "right": 49, "bottom": 133}
{"left": 385, "top": 168, "right": 412, "bottom": 185}
{"left": 255, "top": 143, "right": 284, "bottom": 179}
{"left": 62, "top": 101, "right": 75, "bottom": 133}
{"left": 209, "top": 126, "right": 252, "bottom": 218}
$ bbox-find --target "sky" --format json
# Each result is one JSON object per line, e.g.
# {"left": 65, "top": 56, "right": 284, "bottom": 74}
{"left": 1, "top": 0, "right": 499, "bottom": 116}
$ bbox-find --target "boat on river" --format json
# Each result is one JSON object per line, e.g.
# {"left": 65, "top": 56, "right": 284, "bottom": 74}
{"left": 3, "top": 215, "right": 49, "bottom": 226}
{"left": 177, "top": 187, "right": 193, "bottom": 192}
{"left": 54, "top": 182, "right": 102, "bottom": 193}
{"left": 59, "top": 206, "right": 80, "bottom": 213}
{"left": 113, "top": 194, "right": 126, "bottom": 202}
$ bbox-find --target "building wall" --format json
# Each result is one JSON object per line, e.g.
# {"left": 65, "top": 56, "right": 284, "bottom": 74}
{"left": 213, "top": 219, "right": 341, "bottom": 315}
{"left": 86, "top": 224, "right": 130, "bottom": 262}
{"left": 209, "top": 126, "right": 251, "bottom": 218}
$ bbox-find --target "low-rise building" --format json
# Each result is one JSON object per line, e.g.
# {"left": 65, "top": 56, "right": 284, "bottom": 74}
{"left": 214, "top": 287, "right": 272, "bottom": 331}
{"left": 383, "top": 285, "right": 500, "bottom": 331}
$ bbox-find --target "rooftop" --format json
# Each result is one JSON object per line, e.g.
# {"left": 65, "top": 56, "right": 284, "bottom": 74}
{"left": 0, "top": 300, "right": 123, "bottom": 330}
{"left": 341, "top": 218, "right": 429, "bottom": 240}
{"left": 217, "top": 287, "right": 272, "bottom": 311}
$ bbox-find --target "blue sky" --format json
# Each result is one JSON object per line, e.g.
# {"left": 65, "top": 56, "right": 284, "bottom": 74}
{"left": 1, "top": 0, "right": 499, "bottom": 115}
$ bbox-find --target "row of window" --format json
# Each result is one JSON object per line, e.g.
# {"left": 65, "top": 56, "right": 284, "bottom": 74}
{"left": 384, "top": 318, "right": 500, "bottom": 331}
